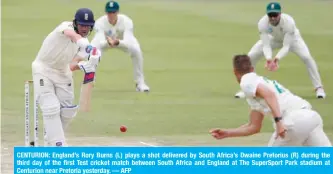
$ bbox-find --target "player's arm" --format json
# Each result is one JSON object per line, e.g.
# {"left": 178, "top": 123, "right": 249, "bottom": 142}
{"left": 210, "top": 76, "right": 265, "bottom": 139}
{"left": 239, "top": 123, "right": 249, "bottom": 128}
{"left": 255, "top": 83, "right": 286, "bottom": 137}
{"left": 90, "top": 22, "right": 110, "bottom": 49}
{"left": 241, "top": 79, "right": 283, "bottom": 123}
{"left": 255, "top": 84, "right": 282, "bottom": 120}
{"left": 70, "top": 49, "right": 101, "bottom": 86}
{"left": 258, "top": 22, "right": 273, "bottom": 60}
{"left": 63, "top": 29, "right": 82, "bottom": 42}
{"left": 65, "top": 31, "right": 90, "bottom": 72}
{"left": 210, "top": 83, "right": 284, "bottom": 140}
{"left": 91, "top": 30, "right": 109, "bottom": 49}
{"left": 118, "top": 23, "right": 135, "bottom": 48}
{"left": 57, "top": 22, "right": 90, "bottom": 49}
{"left": 69, "top": 56, "right": 85, "bottom": 71}
{"left": 69, "top": 46, "right": 93, "bottom": 72}
{"left": 275, "top": 18, "right": 296, "bottom": 60}
{"left": 221, "top": 82, "right": 287, "bottom": 137}
{"left": 261, "top": 33, "right": 273, "bottom": 60}
{"left": 227, "top": 110, "right": 265, "bottom": 137}
{"left": 70, "top": 47, "right": 101, "bottom": 71}
{"left": 210, "top": 110, "right": 264, "bottom": 140}
{"left": 106, "top": 19, "right": 136, "bottom": 48}
{"left": 63, "top": 29, "right": 90, "bottom": 49}
{"left": 274, "top": 32, "right": 294, "bottom": 60}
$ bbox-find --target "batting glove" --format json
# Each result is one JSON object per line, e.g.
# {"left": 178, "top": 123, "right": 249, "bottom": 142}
{"left": 88, "top": 48, "right": 101, "bottom": 67}
{"left": 78, "top": 47, "right": 101, "bottom": 84}
{"left": 78, "top": 61, "right": 96, "bottom": 84}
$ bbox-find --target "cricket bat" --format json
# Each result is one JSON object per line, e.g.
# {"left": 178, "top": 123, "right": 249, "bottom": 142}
{"left": 79, "top": 82, "right": 94, "bottom": 112}
{"left": 79, "top": 48, "right": 97, "bottom": 112}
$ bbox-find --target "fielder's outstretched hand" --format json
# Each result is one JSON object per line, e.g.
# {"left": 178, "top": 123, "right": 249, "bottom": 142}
{"left": 104, "top": 32, "right": 119, "bottom": 47}
{"left": 265, "top": 59, "right": 279, "bottom": 71}
{"left": 209, "top": 128, "right": 229, "bottom": 140}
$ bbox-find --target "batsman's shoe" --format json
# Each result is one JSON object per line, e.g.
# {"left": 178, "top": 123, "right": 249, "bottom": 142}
{"left": 235, "top": 91, "right": 245, "bottom": 98}
{"left": 316, "top": 87, "right": 326, "bottom": 99}
{"left": 136, "top": 83, "right": 150, "bottom": 92}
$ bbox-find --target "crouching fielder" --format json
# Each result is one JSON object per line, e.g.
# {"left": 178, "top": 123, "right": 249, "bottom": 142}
{"left": 91, "top": 1, "right": 150, "bottom": 92}
{"left": 235, "top": 2, "right": 325, "bottom": 99}
{"left": 211, "top": 55, "right": 331, "bottom": 146}
{"left": 32, "top": 8, "right": 101, "bottom": 146}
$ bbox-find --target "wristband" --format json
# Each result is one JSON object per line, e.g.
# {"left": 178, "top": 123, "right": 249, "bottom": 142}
{"left": 274, "top": 117, "right": 282, "bottom": 123}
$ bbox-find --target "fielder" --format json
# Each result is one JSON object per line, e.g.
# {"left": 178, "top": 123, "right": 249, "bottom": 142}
{"left": 235, "top": 2, "right": 326, "bottom": 99}
{"left": 32, "top": 8, "right": 101, "bottom": 146}
{"left": 211, "top": 54, "right": 331, "bottom": 146}
{"left": 91, "top": 0, "right": 150, "bottom": 92}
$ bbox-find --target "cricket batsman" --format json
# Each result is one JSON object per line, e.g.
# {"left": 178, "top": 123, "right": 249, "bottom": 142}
{"left": 31, "top": 8, "right": 101, "bottom": 146}
{"left": 211, "top": 54, "right": 331, "bottom": 146}
{"left": 235, "top": 2, "right": 326, "bottom": 99}
{"left": 90, "top": 0, "right": 150, "bottom": 92}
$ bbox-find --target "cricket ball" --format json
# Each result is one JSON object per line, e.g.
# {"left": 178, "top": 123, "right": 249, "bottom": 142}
{"left": 120, "top": 125, "right": 127, "bottom": 132}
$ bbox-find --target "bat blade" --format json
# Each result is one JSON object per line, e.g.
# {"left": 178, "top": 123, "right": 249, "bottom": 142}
{"left": 79, "top": 82, "right": 94, "bottom": 112}
{"left": 79, "top": 47, "right": 98, "bottom": 112}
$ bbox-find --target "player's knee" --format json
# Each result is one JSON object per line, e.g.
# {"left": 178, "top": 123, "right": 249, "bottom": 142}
{"left": 61, "top": 105, "right": 79, "bottom": 120}
{"left": 129, "top": 45, "right": 142, "bottom": 57}
{"left": 39, "top": 92, "right": 60, "bottom": 119}
{"left": 300, "top": 54, "right": 313, "bottom": 62}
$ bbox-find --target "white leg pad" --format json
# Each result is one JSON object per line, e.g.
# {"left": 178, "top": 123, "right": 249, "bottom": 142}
{"left": 39, "top": 92, "right": 67, "bottom": 146}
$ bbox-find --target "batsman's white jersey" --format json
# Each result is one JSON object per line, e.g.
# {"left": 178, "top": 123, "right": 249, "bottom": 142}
{"left": 32, "top": 21, "right": 88, "bottom": 83}
{"left": 240, "top": 72, "right": 331, "bottom": 146}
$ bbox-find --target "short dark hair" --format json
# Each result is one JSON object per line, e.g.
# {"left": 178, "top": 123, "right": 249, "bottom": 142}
{"left": 233, "top": 54, "right": 252, "bottom": 74}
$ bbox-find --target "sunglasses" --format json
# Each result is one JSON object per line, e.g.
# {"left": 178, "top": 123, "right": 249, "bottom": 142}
{"left": 268, "top": 12, "right": 280, "bottom": 18}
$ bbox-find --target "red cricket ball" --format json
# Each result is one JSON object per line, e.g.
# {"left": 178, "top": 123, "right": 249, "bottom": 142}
{"left": 120, "top": 125, "right": 127, "bottom": 132}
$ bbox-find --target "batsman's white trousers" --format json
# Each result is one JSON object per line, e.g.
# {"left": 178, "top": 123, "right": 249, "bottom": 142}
{"left": 248, "top": 37, "right": 323, "bottom": 89}
{"left": 32, "top": 61, "right": 75, "bottom": 146}
{"left": 268, "top": 108, "right": 332, "bottom": 146}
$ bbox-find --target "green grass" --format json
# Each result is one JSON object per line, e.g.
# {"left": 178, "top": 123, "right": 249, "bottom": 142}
{"left": 1, "top": 0, "right": 333, "bottom": 147}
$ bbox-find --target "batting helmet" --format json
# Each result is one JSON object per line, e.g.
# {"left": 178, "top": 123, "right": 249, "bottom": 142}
{"left": 73, "top": 8, "right": 95, "bottom": 32}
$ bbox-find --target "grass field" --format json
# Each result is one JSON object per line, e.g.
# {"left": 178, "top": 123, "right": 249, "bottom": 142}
{"left": 1, "top": 0, "right": 333, "bottom": 172}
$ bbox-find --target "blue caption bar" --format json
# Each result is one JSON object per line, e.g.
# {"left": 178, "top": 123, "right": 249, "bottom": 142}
{"left": 14, "top": 147, "right": 332, "bottom": 174}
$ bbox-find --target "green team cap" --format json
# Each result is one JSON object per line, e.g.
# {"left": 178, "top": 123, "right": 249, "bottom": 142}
{"left": 105, "top": 1, "right": 120, "bottom": 13}
{"left": 266, "top": 2, "right": 281, "bottom": 13}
